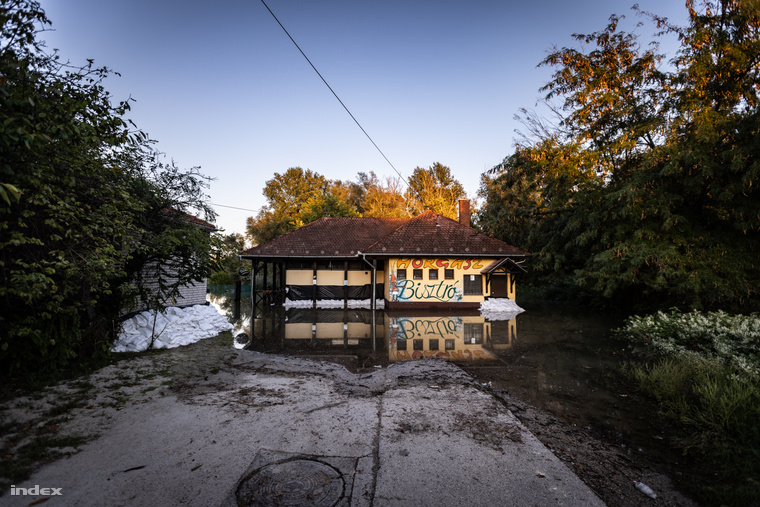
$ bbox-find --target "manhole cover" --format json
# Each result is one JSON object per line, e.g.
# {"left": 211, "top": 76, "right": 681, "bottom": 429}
{"left": 236, "top": 459, "right": 344, "bottom": 506}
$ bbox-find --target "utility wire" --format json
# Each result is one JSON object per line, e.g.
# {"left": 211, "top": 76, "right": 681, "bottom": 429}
{"left": 210, "top": 203, "right": 262, "bottom": 213}
{"left": 259, "top": 0, "right": 414, "bottom": 193}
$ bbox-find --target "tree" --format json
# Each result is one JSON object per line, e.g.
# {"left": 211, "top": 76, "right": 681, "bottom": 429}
{"left": 262, "top": 167, "right": 328, "bottom": 218}
{"left": 299, "top": 192, "right": 360, "bottom": 224}
{"left": 245, "top": 167, "right": 361, "bottom": 243}
{"left": 358, "top": 172, "right": 410, "bottom": 218}
{"left": 0, "top": 0, "right": 216, "bottom": 376}
{"left": 539, "top": 14, "right": 671, "bottom": 170}
{"left": 209, "top": 233, "right": 248, "bottom": 285}
{"left": 405, "top": 163, "right": 467, "bottom": 219}
{"left": 479, "top": 1, "right": 760, "bottom": 312}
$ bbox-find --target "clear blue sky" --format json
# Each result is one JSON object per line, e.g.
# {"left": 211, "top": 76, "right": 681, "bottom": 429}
{"left": 39, "top": 0, "right": 688, "bottom": 236}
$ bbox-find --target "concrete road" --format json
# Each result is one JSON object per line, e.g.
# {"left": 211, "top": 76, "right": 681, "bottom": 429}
{"left": 6, "top": 353, "right": 605, "bottom": 506}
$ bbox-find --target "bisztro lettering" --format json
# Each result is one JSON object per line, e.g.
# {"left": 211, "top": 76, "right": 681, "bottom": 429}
{"left": 10, "top": 485, "right": 63, "bottom": 496}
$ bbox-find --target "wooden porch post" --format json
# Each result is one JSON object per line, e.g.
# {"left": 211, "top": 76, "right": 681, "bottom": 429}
{"left": 370, "top": 259, "right": 377, "bottom": 311}
{"left": 312, "top": 261, "right": 317, "bottom": 307}
{"left": 343, "top": 260, "right": 348, "bottom": 308}
{"left": 250, "top": 260, "right": 258, "bottom": 320}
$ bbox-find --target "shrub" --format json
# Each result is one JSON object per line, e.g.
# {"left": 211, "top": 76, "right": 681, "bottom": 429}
{"left": 619, "top": 310, "right": 760, "bottom": 504}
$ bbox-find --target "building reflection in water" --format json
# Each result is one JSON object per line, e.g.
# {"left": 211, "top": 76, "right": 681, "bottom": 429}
{"left": 239, "top": 307, "right": 518, "bottom": 371}
{"left": 389, "top": 315, "right": 515, "bottom": 363}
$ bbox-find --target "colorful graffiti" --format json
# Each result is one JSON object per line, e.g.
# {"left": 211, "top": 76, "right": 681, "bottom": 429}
{"left": 388, "top": 258, "right": 486, "bottom": 302}
{"left": 395, "top": 258, "right": 485, "bottom": 270}
{"left": 389, "top": 278, "right": 462, "bottom": 302}
{"left": 389, "top": 316, "right": 463, "bottom": 342}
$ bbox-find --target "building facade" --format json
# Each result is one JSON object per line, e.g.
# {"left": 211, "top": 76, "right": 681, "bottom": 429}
{"left": 240, "top": 201, "right": 528, "bottom": 310}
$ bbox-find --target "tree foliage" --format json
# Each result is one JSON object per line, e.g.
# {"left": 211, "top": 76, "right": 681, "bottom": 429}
{"left": 405, "top": 163, "right": 467, "bottom": 219}
{"left": 245, "top": 167, "right": 359, "bottom": 245}
{"left": 479, "top": 1, "right": 760, "bottom": 311}
{"left": 209, "top": 233, "right": 248, "bottom": 285}
{"left": 0, "top": 0, "right": 216, "bottom": 377}
{"left": 358, "top": 171, "right": 410, "bottom": 218}
{"left": 246, "top": 167, "right": 418, "bottom": 244}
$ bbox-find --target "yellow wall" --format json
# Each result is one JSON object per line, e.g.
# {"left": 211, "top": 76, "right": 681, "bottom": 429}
{"left": 317, "top": 271, "right": 344, "bottom": 286}
{"left": 286, "top": 270, "right": 312, "bottom": 285}
{"left": 386, "top": 258, "right": 496, "bottom": 304}
{"left": 283, "top": 322, "right": 383, "bottom": 339}
{"left": 386, "top": 314, "right": 496, "bottom": 362}
{"left": 286, "top": 268, "right": 380, "bottom": 288}
{"left": 347, "top": 270, "right": 371, "bottom": 285}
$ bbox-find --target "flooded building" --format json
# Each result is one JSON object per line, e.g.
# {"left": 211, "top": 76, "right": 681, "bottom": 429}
{"left": 240, "top": 200, "right": 528, "bottom": 310}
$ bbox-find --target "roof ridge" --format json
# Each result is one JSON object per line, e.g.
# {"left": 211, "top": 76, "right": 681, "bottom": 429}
{"left": 361, "top": 215, "right": 414, "bottom": 252}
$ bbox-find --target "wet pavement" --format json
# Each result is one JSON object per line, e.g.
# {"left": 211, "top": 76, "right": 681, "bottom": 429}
{"left": 5, "top": 351, "right": 605, "bottom": 507}
{"left": 219, "top": 296, "right": 644, "bottom": 444}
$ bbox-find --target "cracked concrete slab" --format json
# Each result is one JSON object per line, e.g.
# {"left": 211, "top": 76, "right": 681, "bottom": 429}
{"left": 4, "top": 352, "right": 604, "bottom": 506}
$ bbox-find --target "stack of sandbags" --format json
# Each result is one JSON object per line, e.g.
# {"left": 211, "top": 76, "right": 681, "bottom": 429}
{"left": 113, "top": 304, "right": 233, "bottom": 352}
{"left": 479, "top": 298, "right": 525, "bottom": 321}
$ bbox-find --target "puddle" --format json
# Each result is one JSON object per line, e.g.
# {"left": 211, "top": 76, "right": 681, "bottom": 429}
{"left": 208, "top": 289, "right": 664, "bottom": 458}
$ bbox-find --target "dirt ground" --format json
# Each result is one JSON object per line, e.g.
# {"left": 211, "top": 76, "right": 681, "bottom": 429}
{"left": 1, "top": 333, "right": 700, "bottom": 506}
{"left": 489, "top": 389, "right": 701, "bottom": 507}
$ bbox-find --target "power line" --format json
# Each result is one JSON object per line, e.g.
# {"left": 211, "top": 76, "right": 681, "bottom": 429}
{"left": 210, "top": 203, "right": 262, "bottom": 213}
{"left": 259, "top": 0, "right": 413, "bottom": 192}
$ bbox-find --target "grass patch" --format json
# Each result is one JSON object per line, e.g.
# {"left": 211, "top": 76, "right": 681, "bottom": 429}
{"left": 618, "top": 310, "right": 760, "bottom": 505}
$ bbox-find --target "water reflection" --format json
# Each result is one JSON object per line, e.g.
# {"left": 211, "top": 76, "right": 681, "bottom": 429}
{"left": 389, "top": 315, "right": 514, "bottom": 363}
{"left": 209, "top": 288, "right": 668, "bottom": 462}
{"left": 227, "top": 306, "right": 521, "bottom": 371}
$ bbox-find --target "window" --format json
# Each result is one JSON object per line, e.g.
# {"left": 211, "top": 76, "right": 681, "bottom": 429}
{"left": 413, "top": 269, "right": 423, "bottom": 280}
{"left": 445, "top": 339, "right": 455, "bottom": 351}
{"left": 413, "top": 339, "right": 424, "bottom": 351}
{"left": 429, "top": 269, "right": 438, "bottom": 280}
{"left": 444, "top": 269, "right": 454, "bottom": 280}
{"left": 397, "top": 339, "right": 407, "bottom": 350}
{"left": 463, "top": 274, "right": 483, "bottom": 295}
{"left": 429, "top": 339, "right": 439, "bottom": 351}
{"left": 464, "top": 323, "right": 484, "bottom": 344}
{"left": 397, "top": 269, "right": 407, "bottom": 280}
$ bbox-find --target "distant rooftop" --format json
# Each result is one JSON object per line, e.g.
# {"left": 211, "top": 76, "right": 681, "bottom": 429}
{"left": 241, "top": 210, "right": 528, "bottom": 259}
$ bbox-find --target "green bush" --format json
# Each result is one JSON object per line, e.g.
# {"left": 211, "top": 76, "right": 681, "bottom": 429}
{"left": 620, "top": 310, "right": 760, "bottom": 504}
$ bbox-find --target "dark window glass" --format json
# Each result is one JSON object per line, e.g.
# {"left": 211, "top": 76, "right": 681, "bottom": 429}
{"left": 397, "top": 339, "right": 407, "bottom": 350}
{"left": 429, "top": 339, "right": 439, "bottom": 351}
{"left": 413, "top": 269, "right": 423, "bottom": 280}
{"left": 397, "top": 269, "right": 407, "bottom": 280}
{"left": 413, "top": 339, "right": 424, "bottom": 350}
{"left": 463, "top": 274, "right": 483, "bottom": 295}
{"left": 464, "top": 323, "right": 484, "bottom": 344}
{"left": 444, "top": 269, "right": 454, "bottom": 280}
{"left": 429, "top": 269, "right": 438, "bottom": 280}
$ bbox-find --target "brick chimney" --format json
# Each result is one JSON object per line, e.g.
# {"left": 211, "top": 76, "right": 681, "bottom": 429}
{"left": 458, "top": 199, "right": 470, "bottom": 228}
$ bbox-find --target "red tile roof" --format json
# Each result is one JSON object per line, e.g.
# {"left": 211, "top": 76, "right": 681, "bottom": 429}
{"left": 364, "top": 210, "right": 527, "bottom": 257}
{"left": 163, "top": 208, "right": 217, "bottom": 230}
{"left": 183, "top": 213, "right": 216, "bottom": 230}
{"left": 241, "top": 210, "right": 528, "bottom": 259}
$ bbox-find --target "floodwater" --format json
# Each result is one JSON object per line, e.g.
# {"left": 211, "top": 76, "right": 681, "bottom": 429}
{"left": 208, "top": 288, "right": 663, "bottom": 454}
